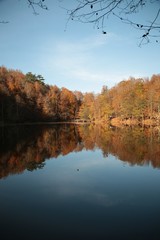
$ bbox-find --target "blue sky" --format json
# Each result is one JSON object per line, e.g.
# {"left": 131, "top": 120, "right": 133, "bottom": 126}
{"left": 0, "top": 0, "right": 159, "bottom": 93}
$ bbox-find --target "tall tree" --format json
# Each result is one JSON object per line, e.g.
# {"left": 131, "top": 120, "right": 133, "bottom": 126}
{"left": 78, "top": 92, "right": 95, "bottom": 121}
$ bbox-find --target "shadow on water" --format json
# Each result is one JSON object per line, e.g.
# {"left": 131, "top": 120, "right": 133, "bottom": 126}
{"left": 0, "top": 124, "right": 160, "bottom": 179}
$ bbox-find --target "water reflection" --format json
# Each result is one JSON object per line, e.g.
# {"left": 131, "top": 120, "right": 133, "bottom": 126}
{"left": 1, "top": 124, "right": 160, "bottom": 240}
{"left": 0, "top": 124, "right": 160, "bottom": 179}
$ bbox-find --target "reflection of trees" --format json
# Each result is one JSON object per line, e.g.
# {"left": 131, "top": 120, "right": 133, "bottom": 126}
{"left": 79, "top": 124, "right": 160, "bottom": 168}
{"left": 0, "top": 124, "right": 160, "bottom": 178}
{"left": 0, "top": 124, "right": 81, "bottom": 179}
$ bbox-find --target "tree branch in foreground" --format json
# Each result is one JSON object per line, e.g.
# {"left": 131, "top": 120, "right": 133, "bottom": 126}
{"left": 66, "top": 0, "right": 160, "bottom": 45}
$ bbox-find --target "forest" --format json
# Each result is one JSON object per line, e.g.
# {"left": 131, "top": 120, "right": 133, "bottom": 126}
{"left": 0, "top": 66, "right": 160, "bottom": 125}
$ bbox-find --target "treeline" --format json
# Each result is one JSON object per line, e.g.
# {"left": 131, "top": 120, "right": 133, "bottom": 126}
{"left": 79, "top": 76, "right": 160, "bottom": 124}
{"left": 0, "top": 66, "right": 160, "bottom": 124}
{"left": 0, "top": 124, "right": 160, "bottom": 178}
{"left": 0, "top": 66, "right": 81, "bottom": 123}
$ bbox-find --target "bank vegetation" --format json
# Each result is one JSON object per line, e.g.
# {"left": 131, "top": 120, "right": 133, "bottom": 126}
{"left": 0, "top": 66, "right": 160, "bottom": 126}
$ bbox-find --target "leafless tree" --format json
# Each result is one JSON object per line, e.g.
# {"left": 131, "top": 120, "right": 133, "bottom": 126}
{"left": 1, "top": 0, "right": 160, "bottom": 45}
{"left": 0, "top": 0, "right": 48, "bottom": 23}
{"left": 66, "top": 0, "right": 160, "bottom": 45}
{"left": 27, "top": 0, "right": 48, "bottom": 14}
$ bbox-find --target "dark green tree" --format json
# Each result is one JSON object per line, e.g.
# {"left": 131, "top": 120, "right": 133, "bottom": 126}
{"left": 25, "top": 72, "right": 44, "bottom": 84}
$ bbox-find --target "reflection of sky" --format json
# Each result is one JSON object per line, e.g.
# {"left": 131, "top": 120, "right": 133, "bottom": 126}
{"left": 42, "top": 150, "right": 160, "bottom": 207}
{"left": 5, "top": 149, "right": 158, "bottom": 208}
{"left": 1, "top": 149, "right": 160, "bottom": 238}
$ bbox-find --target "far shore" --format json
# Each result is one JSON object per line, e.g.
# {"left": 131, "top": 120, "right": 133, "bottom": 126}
{"left": 0, "top": 118, "right": 160, "bottom": 128}
{"left": 110, "top": 117, "right": 160, "bottom": 127}
{"left": 0, "top": 121, "right": 91, "bottom": 127}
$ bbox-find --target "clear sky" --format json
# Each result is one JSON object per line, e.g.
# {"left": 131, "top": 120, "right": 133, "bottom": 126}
{"left": 0, "top": 0, "right": 159, "bottom": 93}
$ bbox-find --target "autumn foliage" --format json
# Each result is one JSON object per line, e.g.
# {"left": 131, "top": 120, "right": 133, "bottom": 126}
{"left": 0, "top": 66, "right": 80, "bottom": 123}
{"left": 0, "top": 66, "right": 160, "bottom": 124}
{"left": 78, "top": 77, "right": 160, "bottom": 125}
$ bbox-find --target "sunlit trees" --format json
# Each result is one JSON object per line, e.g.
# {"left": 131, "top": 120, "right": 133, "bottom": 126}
{"left": 0, "top": 66, "right": 160, "bottom": 125}
{"left": 78, "top": 92, "right": 95, "bottom": 121}
{"left": 59, "top": 88, "right": 77, "bottom": 120}
{"left": 145, "top": 75, "right": 160, "bottom": 119}
{"left": 111, "top": 78, "right": 146, "bottom": 120}
{"left": 79, "top": 75, "right": 160, "bottom": 124}
{"left": 132, "top": 79, "right": 147, "bottom": 120}
{"left": 97, "top": 86, "right": 113, "bottom": 121}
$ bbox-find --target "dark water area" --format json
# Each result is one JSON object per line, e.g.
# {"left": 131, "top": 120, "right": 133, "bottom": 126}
{"left": 0, "top": 124, "right": 160, "bottom": 240}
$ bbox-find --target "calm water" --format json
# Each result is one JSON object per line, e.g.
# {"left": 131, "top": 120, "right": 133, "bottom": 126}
{"left": 0, "top": 124, "right": 160, "bottom": 240}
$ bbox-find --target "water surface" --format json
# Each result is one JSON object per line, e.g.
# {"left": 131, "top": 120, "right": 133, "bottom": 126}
{"left": 0, "top": 124, "right": 160, "bottom": 240}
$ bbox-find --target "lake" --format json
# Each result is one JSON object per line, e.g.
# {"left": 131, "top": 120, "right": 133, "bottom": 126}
{"left": 0, "top": 124, "right": 160, "bottom": 240}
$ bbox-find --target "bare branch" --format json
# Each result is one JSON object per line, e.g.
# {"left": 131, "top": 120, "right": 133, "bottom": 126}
{"left": 27, "top": 0, "right": 48, "bottom": 15}
{"left": 0, "top": 0, "right": 48, "bottom": 23}
{"left": 66, "top": 0, "right": 160, "bottom": 45}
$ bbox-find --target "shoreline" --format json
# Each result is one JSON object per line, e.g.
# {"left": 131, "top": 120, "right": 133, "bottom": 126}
{"left": 0, "top": 121, "right": 91, "bottom": 127}
{"left": 110, "top": 117, "right": 160, "bottom": 127}
{"left": 0, "top": 118, "right": 160, "bottom": 127}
